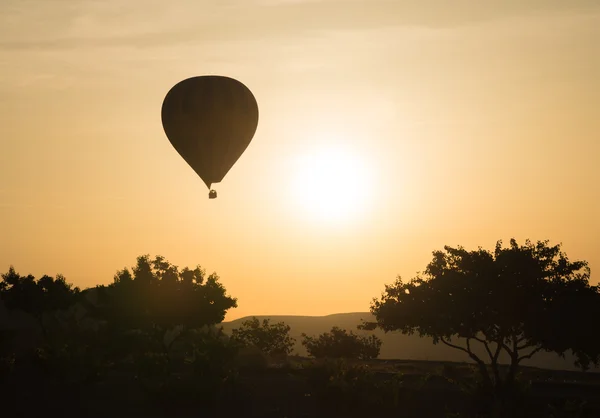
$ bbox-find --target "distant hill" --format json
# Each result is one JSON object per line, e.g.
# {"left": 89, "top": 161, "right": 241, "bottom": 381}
{"left": 222, "top": 312, "right": 599, "bottom": 373}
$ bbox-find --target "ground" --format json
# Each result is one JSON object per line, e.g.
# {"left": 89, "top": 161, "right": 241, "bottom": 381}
{"left": 3, "top": 357, "right": 600, "bottom": 417}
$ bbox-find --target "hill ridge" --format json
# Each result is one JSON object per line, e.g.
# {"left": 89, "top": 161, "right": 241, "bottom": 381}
{"left": 225, "top": 312, "right": 370, "bottom": 323}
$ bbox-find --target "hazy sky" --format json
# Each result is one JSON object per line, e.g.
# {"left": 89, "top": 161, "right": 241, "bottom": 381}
{"left": 1, "top": 0, "right": 599, "bottom": 320}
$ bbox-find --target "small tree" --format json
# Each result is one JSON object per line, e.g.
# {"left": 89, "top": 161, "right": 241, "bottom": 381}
{"left": 365, "top": 239, "right": 600, "bottom": 397}
{"left": 301, "top": 327, "right": 382, "bottom": 360}
{"left": 231, "top": 317, "right": 295, "bottom": 357}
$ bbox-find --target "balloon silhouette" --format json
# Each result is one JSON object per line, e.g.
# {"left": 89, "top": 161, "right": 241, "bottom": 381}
{"left": 161, "top": 75, "right": 259, "bottom": 199}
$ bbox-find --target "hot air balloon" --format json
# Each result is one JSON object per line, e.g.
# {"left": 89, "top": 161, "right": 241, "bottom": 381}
{"left": 161, "top": 75, "right": 259, "bottom": 199}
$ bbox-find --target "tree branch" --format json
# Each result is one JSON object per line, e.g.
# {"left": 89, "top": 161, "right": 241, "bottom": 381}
{"left": 500, "top": 341, "right": 514, "bottom": 358}
{"left": 440, "top": 337, "right": 486, "bottom": 365}
{"left": 493, "top": 340, "right": 502, "bottom": 363}
{"left": 479, "top": 338, "right": 501, "bottom": 386}
{"left": 472, "top": 335, "right": 487, "bottom": 345}
{"left": 510, "top": 335, "right": 518, "bottom": 362}
{"left": 440, "top": 336, "right": 471, "bottom": 354}
{"left": 517, "top": 342, "right": 537, "bottom": 351}
{"left": 518, "top": 346, "right": 544, "bottom": 363}
{"left": 470, "top": 334, "right": 495, "bottom": 362}
{"left": 481, "top": 339, "right": 494, "bottom": 363}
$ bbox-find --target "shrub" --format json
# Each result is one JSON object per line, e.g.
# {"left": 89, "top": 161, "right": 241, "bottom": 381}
{"left": 301, "top": 326, "right": 382, "bottom": 360}
{"left": 231, "top": 317, "right": 295, "bottom": 357}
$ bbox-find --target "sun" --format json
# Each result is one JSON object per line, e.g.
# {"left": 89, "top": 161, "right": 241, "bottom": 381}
{"left": 288, "top": 142, "right": 374, "bottom": 225}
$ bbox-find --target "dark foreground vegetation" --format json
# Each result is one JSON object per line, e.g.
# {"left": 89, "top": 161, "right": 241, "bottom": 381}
{"left": 1, "top": 239, "right": 599, "bottom": 417}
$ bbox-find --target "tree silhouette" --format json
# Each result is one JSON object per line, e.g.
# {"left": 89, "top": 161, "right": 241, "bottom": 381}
{"left": 90, "top": 255, "right": 237, "bottom": 335}
{"left": 0, "top": 266, "right": 80, "bottom": 318}
{"left": 364, "top": 239, "right": 600, "bottom": 395}
{"left": 301, "top": 327, "right": 382, "bottom": 360}
{"left": 231, "top": 317, "right": 295, "bottom": 357}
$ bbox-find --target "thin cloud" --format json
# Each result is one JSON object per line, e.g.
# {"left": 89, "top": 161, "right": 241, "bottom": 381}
{"left": 1, "top": 0, "right": 599, "bottom": 51}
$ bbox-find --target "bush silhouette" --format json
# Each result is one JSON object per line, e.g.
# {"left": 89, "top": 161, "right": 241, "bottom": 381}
{"left": 231, "top": 316, "right": 295, "bottom": 357}
{"left": 301, "top": 326, "right": 382, "bottom": 360}
{"left": 1, "top": 267, "right": 80, "bottom": 318}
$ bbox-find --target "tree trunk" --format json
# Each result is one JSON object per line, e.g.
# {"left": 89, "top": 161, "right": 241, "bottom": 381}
{"left": 490, "top": 358, "right": 501, "bottom": 388}
{"left": 477, "top": 361, "right": 494, "bottom": 392}
{"left": 490, "top": 354, "right": 521, "bottom": 418}
{"left": 505, "top": 354, "right": 519, "bottom": 388}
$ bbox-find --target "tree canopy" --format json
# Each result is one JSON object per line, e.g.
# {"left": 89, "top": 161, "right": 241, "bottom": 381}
{"left": 0, "top": 267, "right": 80, "bottom": 317}
{"left": 90, "top": 255, "right": 237, "bottom": 332}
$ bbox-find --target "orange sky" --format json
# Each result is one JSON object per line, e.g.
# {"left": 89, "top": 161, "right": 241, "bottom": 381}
{"left": 1, "top": 0, "right": 599, "bottom": 321}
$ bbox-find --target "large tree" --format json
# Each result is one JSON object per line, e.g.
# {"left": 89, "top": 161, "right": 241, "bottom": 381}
{"left": 91, "top": 255, "right": 237, "bottom": 334}
{"left": 365, "top": 239, "right": 600, "bottom": 393}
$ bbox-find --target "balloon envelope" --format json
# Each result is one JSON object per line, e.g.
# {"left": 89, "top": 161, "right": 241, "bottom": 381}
{"left": 161, "top": 75, "right": 259, "bottom": 189}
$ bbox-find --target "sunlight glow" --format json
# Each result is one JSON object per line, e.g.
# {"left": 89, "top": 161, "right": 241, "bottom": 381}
{"left": 289, "top": 140, "right": 374, "bottom": 225}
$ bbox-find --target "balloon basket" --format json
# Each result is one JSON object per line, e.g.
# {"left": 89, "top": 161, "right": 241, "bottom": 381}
{"left": 209, "top": 190, "right": 217, "bottom": 199}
